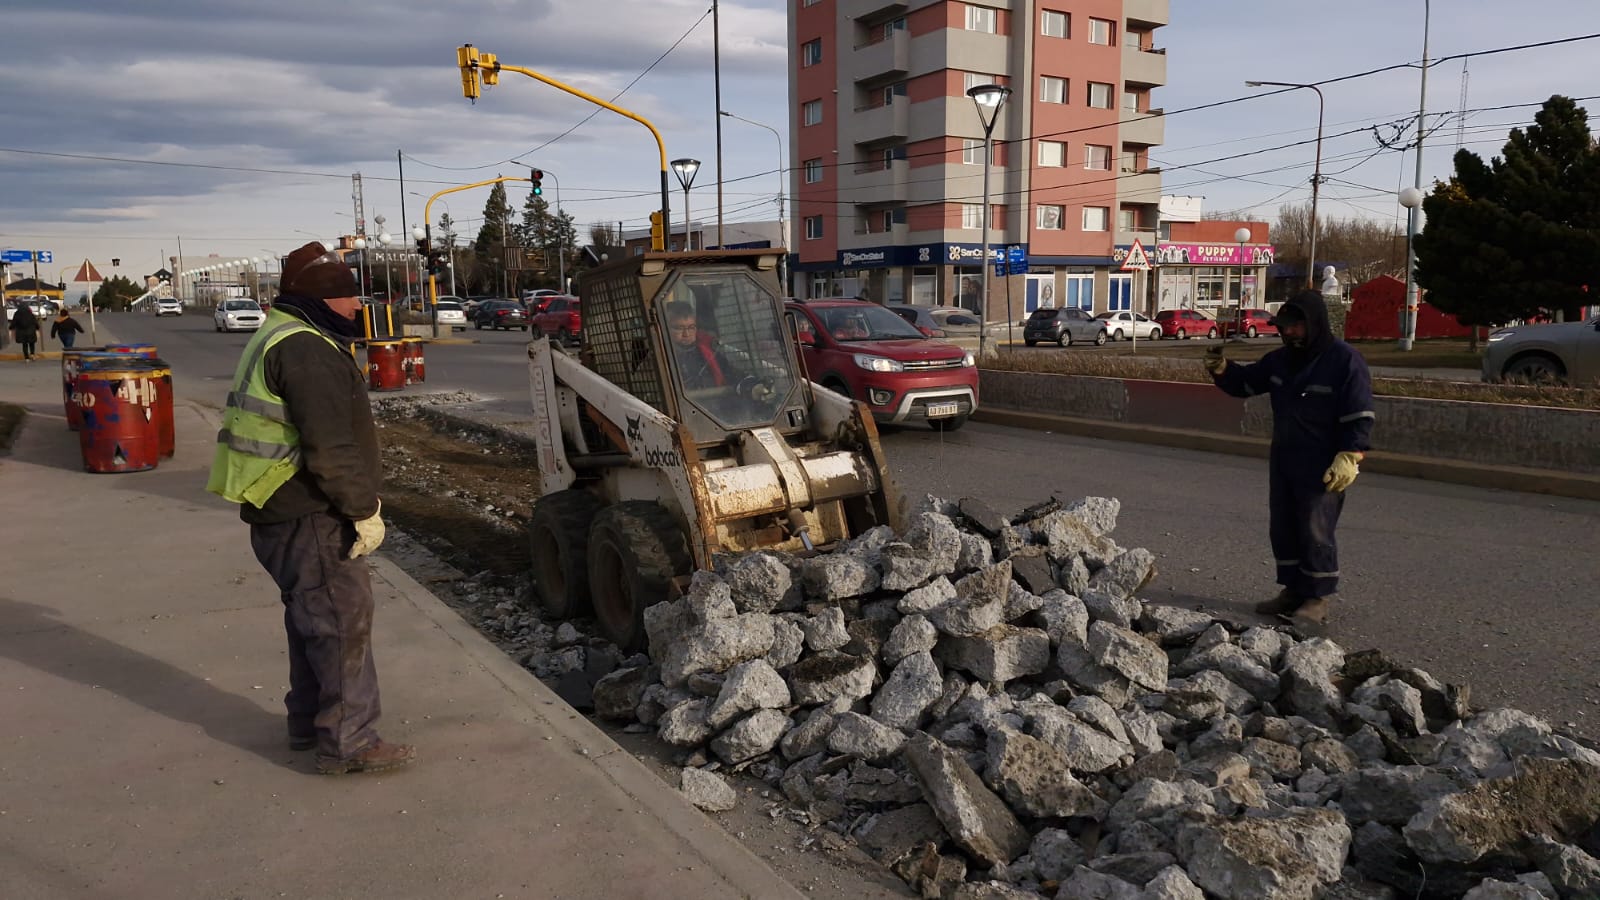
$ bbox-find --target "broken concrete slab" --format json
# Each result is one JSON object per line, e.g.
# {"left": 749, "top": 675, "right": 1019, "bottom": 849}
{"left": 871, "top": 650, "right": 944, "bottom": 731}
{"left": 985, "top": 726, "right": 1109, "bottom": 819}
{"left": 1403, "top": 756, "right": 1600, "bottom": 866}
{"left": 938, "top": 625, "right": 1052, "bottom": 685}
{"left": 679, "top": 766, "right": 737, "bottom": 812}
{"left": 1178, "top": 808, "right": 1352, "bottom": 900}
{"left": 709, "top": 708, "right": 790, "bottom": 764}
{"left": 904, "top": 732, "right": 1030, "bottom": 867}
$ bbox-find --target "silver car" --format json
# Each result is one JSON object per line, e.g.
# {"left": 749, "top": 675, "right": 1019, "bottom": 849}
{"left": 434, "top": 299, "right": 468, "bottom": 331}
{"left": 1023, "top": 306, "right": 1109, "bottom": 347}
{"left": 885, "top": 304, "right": 983, "bottom": 338}
{"left": 1481, "top": 316, "right": 1600, "bottom": 384}
{"left": 1093, "top": 311, "right": 1162, "bottom": 342}
{"left": 214, "top": 298, "right": 265, "bottom": 332}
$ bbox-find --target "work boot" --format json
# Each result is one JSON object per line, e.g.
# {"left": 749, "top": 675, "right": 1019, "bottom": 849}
{"left": 289, "top": 732, "right": 317, "bottom": 752}
{"left": 316, "top": 739, "right": 416, "bottom": 775}
{"left": 1287, "top": 595, "right": 1335, "bottom": 626}
{"left": 1253, "top": 588, "right": 1304, "bottom": 616}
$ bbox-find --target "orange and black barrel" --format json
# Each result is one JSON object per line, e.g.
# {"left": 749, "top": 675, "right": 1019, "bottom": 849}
{"left": 401, "top": 337, "right": 425, "bottom": 384}
{"left": 61, "top": 349, "right": 119, "bottom": 430}
{"left": 367, "top": 339, "right": 406, "bottom": 392}
{"left": 75, "top": 366, "right": 161, "bottom": 473}
{"left": 104, "top": 343, "right": 159, "bottom": 359}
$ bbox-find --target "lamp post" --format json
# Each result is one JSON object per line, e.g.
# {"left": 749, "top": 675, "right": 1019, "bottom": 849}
{"left": 1398, "top": 186, "right": 1425, "bottom": 348}
{"left": 374, "top": 215, "right": 392, "bottom": 301}
{"left": 671, "top": 158, "right": 701, "bottom": 252}
{"left": 413, "top": 224, "right": 438, "bottom": 337}
{"left": 352, "top": 236, "right": 369, "bottom": 296}
{"left": 967, "top": 83, "right": 1011, "bottom": 360}
{"left": 719, "top": 110, "right": 787, "bottom": 289}
{"left": 1246, "top": 80, "right": 1324, "bottom": 289}
{"left": 1231, "top": 227, "right": 1252, "bottom": 341}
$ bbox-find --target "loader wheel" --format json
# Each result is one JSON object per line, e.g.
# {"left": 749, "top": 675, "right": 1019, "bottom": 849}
{"left": 528, "top": 490, "right": 607, "bottom": 620}
{"left": 587, "top": 501, "right": 691, "bottom": 652}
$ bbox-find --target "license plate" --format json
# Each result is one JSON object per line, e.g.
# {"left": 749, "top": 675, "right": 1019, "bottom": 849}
{"left": 926, "top": 401, "right": 960, "bottom": 418}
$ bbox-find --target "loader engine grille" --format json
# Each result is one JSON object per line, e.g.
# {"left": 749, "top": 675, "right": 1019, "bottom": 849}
{"left": 581, "top": 272, "right": 667, "bottom": 412}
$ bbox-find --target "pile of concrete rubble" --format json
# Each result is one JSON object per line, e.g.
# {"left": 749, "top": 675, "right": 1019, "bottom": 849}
{"left": 586, "top": 496, "right": 1600, "bottom": 900}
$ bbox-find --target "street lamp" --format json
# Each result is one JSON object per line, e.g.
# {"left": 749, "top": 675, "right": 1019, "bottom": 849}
{"left": 1231, "top": 227, "right": 1252, "bottom": 342}
{"left": 720, "top": 110, "right": 788, "bottom": 289}
{"left": 671, "top": 158, "right": 701, "bottom": 251}
{"left": 376, "top": 221, "right": 393, "bottom": 302}
{"left": 1246, "top": 80, "right": 1324, "bottom": 289}
{"left": 1398, "top": 187, "right": 1425, "bottom": 349}
{"left": 352, "top": 236, "right": 369, "bottom": 296}
{"left": 967, "top": 83, "right": 1011, "bottom": 359}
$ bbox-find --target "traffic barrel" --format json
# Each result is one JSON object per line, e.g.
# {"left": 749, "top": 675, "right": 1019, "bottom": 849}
{"left": 401, "top": 337, "right": 425, "bottom": 384}
{"left": 104, "top": 343, "right": 159, "bottom": 358}
{"left": 366, "top": 339, "right": 406, "bottom": 392}
{"left": 61, "top": 349, "right": 120, "bottom": 430}
{"left": 75, "top": 367, "right": 161, "bottom": 473}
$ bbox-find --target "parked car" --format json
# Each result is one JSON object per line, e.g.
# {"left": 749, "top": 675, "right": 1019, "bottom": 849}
{"left": 155, "top": 297, "right": 184, "bottom": 317}
{"left": 1154, "top": 309, "right": 1219, "bottom": 340}
{"left": 473, "top": 299, "right": 529, "bottom": 331}
{"left": 1217, "top": 308, "right": 1278, "bottom": 339}
{"left": 786, "top": 299, "right": 978, "bottom": 430}
{"left": 532, "top": 296, "right": 581, "bottom": 345}
{"left": 1023, "top": 307, "right": 1108, "bottom": 347}
{"left": 526, "top": 292, "right": 573, "bottom": 317}
{"left": 214, "top": 298, "right": 265, "bottom": 332}
{"left": 1482, "top": 315, "right": 1600, "bottom": 384}
{"left": 522, "top": 288, "right": 563, "bottom": 303}
{"left": 1094, "top": 311, "right": 1162, "bottom": 342}
{"left": 434, "top": 299, "right": 468, "bottom": 331}
{"left": 886, "top": 304, "right": 984, "bottom": 339}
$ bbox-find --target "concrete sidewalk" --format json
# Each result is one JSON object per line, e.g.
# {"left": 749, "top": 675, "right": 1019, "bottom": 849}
{"left": 0, "top": 359, "right": 802, "bottom": 899}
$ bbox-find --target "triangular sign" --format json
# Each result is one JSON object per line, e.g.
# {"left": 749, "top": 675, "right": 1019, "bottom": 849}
{"left": 72, "top": 259, "right": 105, "bottom": 283}
{"left": 1120, "top": 240, "right": 1152, "bottom": 272}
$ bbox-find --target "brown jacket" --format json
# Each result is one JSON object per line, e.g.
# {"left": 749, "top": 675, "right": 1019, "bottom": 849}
{"left": 241, "top": 317, "right": 380, "bottom": 525}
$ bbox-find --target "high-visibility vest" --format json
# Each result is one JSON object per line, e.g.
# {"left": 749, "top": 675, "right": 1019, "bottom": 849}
{"left": 205, "top": 309, "right": 350, "bottom": 507}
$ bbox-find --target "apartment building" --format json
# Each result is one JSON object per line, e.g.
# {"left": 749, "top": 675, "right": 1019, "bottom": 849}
{"left": 788, "top": 0, "right": 1169, "bottom": 317}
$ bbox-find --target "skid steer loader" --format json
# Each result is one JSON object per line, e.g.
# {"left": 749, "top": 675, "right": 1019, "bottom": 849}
{"left": 526, "top": 249, "right": 899, "bottom": 650}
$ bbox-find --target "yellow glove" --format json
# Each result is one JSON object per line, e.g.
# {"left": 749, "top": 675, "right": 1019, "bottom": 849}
{"left": 349, "top": 500, "right": 386, "bottom": 559}
{"left": 1202, "top": 346, "right": 1228, "bottom": 376}
{"left": 1323, "top": 452, "right": 1362, "bottom": 493}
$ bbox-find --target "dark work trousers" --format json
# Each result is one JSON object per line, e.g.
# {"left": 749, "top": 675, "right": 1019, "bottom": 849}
{"left": 250, "top": 510, "right": 381, "bottom": 759}
{"left": 1268, "top": 456, "right": 1346, "bottom": 599}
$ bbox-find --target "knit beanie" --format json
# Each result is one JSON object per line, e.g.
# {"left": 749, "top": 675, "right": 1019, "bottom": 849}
{"left": 280, "top": 242, "right": 360, "bottom": 300}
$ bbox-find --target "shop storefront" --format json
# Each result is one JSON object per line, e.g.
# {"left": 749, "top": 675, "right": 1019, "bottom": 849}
{"left": 1150, "top": 242, "right": 1275, "bottom": 313}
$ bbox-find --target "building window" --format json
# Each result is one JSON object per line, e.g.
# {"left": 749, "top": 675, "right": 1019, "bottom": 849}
{"left": 1038, "top": 140, "right": 1065, "bottom": 167}
{"left": 1085, "top": 144, "right": 1111, "bottom": 171}
{"left": 964, "top": 4, "right": 996, "bottom": 33}
{"left": 803, "top": 100, "right": 822, "bottom": 126}
{"left": 961, "top": 203, "right": 984, "bottom": 230}
{"left": 1119, "top": 149, "right": 1140, "bottom": 173}
{"left": 963, "top": 71, "right": 1001, "bottom": 94}
{"left": 882, "top": 17, "right": 906, "bottom": 39}
{"left": 803, "top": 0, "right": 822, "bottom": 5}
{"left": 1040, "top": 10, "right": 1068, "bottom": 38}
{"left": 881, "top": 145, "right": 907, "bottom": 169}
{"left": 802, "top": 39, "right": 822, "bottom": 67}
{"left": 882, "top": 81, "right": 907, "bottom": 105}
{"left": 1040, "top": 76, "right": 1067, "bottom": 104}
{"left": 1118, "top": 208, "right": 1138, "bottom": 231}
{"left": 1087, "top": 82, "right": 1114, "bottom": 109}
{"left": 805, "top": 216, "right": 824, "bottom": 240}
{"left": 804, "top": 158, "right": 823, "bottom": 183}
{"left": 962, "top": 138, "right": 984, "bottom": 165}
{"left": 1088, "top": 17, "right": 1115, "bottom": 45}
{"left": 1083, "top": 206, "right": 1110, "bottom": 232}
{"left": 1036, "top": 205, "right": 1064, "bottom": 230}
{"left": 1123, "top": 90, "right": 1141, "bottom": 112}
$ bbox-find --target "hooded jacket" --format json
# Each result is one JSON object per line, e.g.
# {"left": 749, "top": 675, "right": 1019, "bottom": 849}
{"left": 1211, "top": 291, "right": 1375, "bottom": 476}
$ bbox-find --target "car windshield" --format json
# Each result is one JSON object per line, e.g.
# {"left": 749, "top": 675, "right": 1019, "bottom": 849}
{"left": 1093, "top": 312, "right": 1117, "bottom": 321}
{"left": 222, "top": 300, "right": 260, "bottom": 311}
{"left": 817, "top": 305, "right": 926, "bottom": 341}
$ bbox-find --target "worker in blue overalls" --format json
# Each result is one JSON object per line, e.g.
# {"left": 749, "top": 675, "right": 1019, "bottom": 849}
{"left": 1204, "top": 289, "right": 1375, "bottom": 625}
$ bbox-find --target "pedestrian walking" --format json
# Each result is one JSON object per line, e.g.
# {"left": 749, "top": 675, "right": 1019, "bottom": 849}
{"left": 50, "top": 310, "right": 85, "bottom": 349}
{"left": 206, "top": 241, "right": 413, "bottom": 775}
{"left": 1203, "top": 289, "right": 1375, "bottom": 626}
{"left": 9, "top": 303, "right": 41, "bottom": 361}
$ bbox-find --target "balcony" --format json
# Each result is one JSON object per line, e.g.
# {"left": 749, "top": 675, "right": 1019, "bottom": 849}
{"left": 852, "top": 28, "right": 908, "bottom": 83}
{"left": 841, "top": 0, "right": 908, "bottom": 22}
{"left": 1121, "top": 110, "right": 1165, "bottom": 147}
{"left": 1125, "top": 0, "right": 1170, "bottom": 28}
{"left": 1118, "top": 170, "right": 1163, "bottom": 205}
{"left": 852, "top": 96, "right": 910, "bottom": 142}
{"left": 1123, "top": 45, "right": 1167, "bottom": 87}
{"left": 846, "top": 159, "right": 909, "bottom": 206}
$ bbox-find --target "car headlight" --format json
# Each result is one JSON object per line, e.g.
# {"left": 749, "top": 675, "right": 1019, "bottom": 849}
{"left": 853, "top": 354, "right": 903, "bottom": 373}
{"left": 962, "top": 352, "right": 976, "bottom": 368}
{"left": 1486, "top": 330, "right": 1513, "bottom": 343}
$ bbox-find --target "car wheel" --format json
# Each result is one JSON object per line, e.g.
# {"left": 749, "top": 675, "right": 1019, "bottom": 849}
{"left": 587, "top": 501, "right": 692, "bottom": 652}
{"left": 1094, "top": 331, "right": 1107, "bottom": 346}
{"left": 930, "top": 414, "right": 968, "bottom": 432}
{"left": 1149, "top": 329, "right": 1161, "bottom": 341}
{"left": 1503, "top": 353, "right": 1566, "bottom": 384}
{"left": 823, "top": 379, "right": 851, "bottom": 399}
{"left": 1207, "top": 327, "right": 1218, "bottom": 340}
{"left": 1176, "top": 329, "right": 1186, "bottom": 340}
{"left": 1057, "top": 331, "right": 1071, "bottom": 348}
{"left": 1112, "top": 329, "right": 1124, "bottom": 342}
{"left": 1024, "top": 338, "right": 1038, "bottom": 347}
{"left": 475, "top": 320, "right": 483, "bottom": 330}
{"left": 1248, "top": 326, "right": 1259, "bottom": 338}
{"left": 521, "top": 325, "right": 530, "bottom": 332}
{"left": 558, "top": 328, "right": 571, "bottom": 345}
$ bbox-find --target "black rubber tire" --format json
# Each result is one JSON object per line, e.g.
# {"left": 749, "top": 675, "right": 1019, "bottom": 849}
{"left": 1504, "top": 354, "right": 1565, "bottom": 384}
{"left": 1207, "top": 327, "right": 1218, "bottom": 339}
{"left": 1248, "top": 326, "right": 1259, "bottom": 338}
{"left": 528, "top": 490, "right": 607, "bottom": 620}
{"left": 930, "top": 414, "right": 968, "bottom": 432}
{"left": 1024, "top": 339, "right": 1038, "bottom": 347}
{"left": 586, "top": 501, "right": 691, "bottom": 651}
{"left": 521, "top": 325, "right": 529, "bottom": 332}
{"left": 1149, "top": 329, "right": 1161, "bottom": 341}
{"left": 1057, "top": 331, "right": 1071, "bottom": 347}
{"left": 1111, "top": 329, "right": 1124, "bottom": 342}
{"left": 475, "top": 320, "right": 483, "bottom": 330}
{"left": 1094, "top": 331, "right": 1107, "bottom": 346}
{"left": 823, "top": 379, "right": 851, "bottom": 399}
{"left": 558, "top": 328, "right": 571, "bottom": 345}
{"left": 1176, "top": 329, "right": 1186, "bottom": 340}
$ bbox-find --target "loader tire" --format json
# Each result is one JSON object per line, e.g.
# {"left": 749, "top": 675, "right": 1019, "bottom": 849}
{"left": 529, "top": 490, "right": 607, "bottom": 620}
{"left": 587, "top": 501, "right": 691, "bottom": 652}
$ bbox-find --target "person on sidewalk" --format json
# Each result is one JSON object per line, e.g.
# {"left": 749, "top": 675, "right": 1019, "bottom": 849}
{"left": 206, "top": 241, "right": 414, "bottom": 775}
{"left": 9, "top": 304, "right": 41, "bottom": 361}
{"left": 50, "top": 310, "right": 85, "bottom": 349}
{"left": 1203, "top": 289, "right": 1375, "bottom": 626}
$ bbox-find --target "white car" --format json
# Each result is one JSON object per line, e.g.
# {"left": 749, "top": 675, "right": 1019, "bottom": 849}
{"left": 214, "top": 299, "right": 265, "bottom": 332}
{"left": 155, "top": 297, "right": 184, "bottom": 317}
{"left": 434, "top": 299, "right": 468, "bottom": 331}
{"left": 1092, "top": 310, "right": 1162, "bottom": 342}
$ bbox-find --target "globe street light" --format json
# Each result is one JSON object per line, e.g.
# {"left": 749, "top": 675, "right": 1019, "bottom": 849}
{"left": 1231, "top": 227, "right": 1252, "bottom": 342}
{"left": 967, "top": 83, "right": 1011, "bottom": 359}
{"left": 1398, "top": 186, "right": 1425, "bottom": 350}
{"left": 1246, "top": 81, "right": 1324, "bottom": 289}
{"left": 671, "top": 158, "right": 702, "bottom": 251}
{"left": 377, "top": 229, "right": 394, "bottom": 301}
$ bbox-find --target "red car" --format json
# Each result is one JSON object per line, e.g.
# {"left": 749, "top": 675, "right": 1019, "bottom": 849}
{"left": 1153, "top": 309, "right": 1218, "bottom": 340}
{"left": 1217, "top": 308, "right": 1279, "bottom": 339}
{"left": 786, "top": 299, "right": 979, "bottom": 431}
{"left": 533, "top": 296, "right": 581, "bottom": 345}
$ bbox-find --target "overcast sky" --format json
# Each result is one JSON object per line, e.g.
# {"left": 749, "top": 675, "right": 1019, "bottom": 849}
{"left": 2, "top": 0, "right": 1596, "bottom": 284}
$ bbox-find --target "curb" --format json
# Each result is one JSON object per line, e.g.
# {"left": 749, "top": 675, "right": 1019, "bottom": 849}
{"left": 0, "top": 352, "right": 63, "bottom": 362}
{"left": 973, "top": 407, "right": 1600, "bottom": 502}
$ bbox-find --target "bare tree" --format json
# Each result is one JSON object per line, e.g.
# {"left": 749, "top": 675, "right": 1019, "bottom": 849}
{"left": 589, "top": 222, "right": 620, "bottom": 251}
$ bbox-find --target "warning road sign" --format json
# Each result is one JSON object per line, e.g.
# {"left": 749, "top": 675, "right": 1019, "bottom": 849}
{"left": 1120, "top": 240, "right": 1151, "bottom": 272}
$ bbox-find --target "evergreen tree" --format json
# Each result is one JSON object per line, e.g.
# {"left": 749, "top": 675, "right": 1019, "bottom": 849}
{"left": 473, "top": 180, "right": 512, "bottom": 295}
{"left": 516, "top": 191, "right": 579, "bottom": 290}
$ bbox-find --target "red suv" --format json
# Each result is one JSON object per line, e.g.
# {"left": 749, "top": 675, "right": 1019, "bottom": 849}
{"left": 1153, "top": 309, "right": 1218, "bottom": 340}
{"left": 1217, "top": 308, "right": 1278, "bottom": 339}
{"left": 533, "top": 296, "right": 581, "bottom": 345}
{"left": 786, "top": 299, "right": 979, "bottom": 431}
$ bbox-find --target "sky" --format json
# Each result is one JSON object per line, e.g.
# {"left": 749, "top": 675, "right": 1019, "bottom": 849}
{"left": 1, "top": 0, "right": 1597, "bottom": 286}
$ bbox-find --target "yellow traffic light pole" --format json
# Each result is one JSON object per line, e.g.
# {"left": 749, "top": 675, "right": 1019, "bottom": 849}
{"left": 456, "top": 44, "right": 671, "bottom": 252}
{"left": 422, "top": 174, "right": 531, "bottom": 337}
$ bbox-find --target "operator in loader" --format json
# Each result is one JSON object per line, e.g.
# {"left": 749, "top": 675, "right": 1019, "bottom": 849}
{"left": 667, "top": 300, "right": 744, "bottom": 390}
{"left": 1203, "top": 289, "right": 1374, "bottom": 628}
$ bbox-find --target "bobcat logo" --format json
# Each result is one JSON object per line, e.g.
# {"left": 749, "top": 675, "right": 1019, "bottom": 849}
{"left": 625, "top": 415, "right": 642, "bottom": 442}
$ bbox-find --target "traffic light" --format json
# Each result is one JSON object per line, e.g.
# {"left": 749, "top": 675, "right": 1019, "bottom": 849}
{"left": 649, "top": 211, "right": 664, "bottom": 250}
{"left": 530, "top": 168, "right": 544, "bottom": 196}
{"left": 456, "top": 45, "right": 481, "bottom": 100}
{"left": 416, "top": 237, "right": 430, "bottom": 258}
{"left": 427, "top": 250, "right": 448, "bottom": 276}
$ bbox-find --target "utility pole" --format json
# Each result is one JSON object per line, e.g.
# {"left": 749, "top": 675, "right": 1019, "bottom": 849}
{"left": 1400, "top": 0, "right": 1431, "bottom": 351}
{"left": 713, "top": 0, "right": 725, "bottom": 248}
{"left": 397, "top": 151, "right": 410, "bottom": 300}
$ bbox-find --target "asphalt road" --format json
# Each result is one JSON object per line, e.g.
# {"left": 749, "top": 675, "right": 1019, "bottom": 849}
{"left": 116, "top": 312, "right": 1600, "bottom": 740}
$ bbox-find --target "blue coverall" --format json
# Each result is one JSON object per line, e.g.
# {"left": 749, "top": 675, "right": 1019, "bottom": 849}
{"left": 1211, "top": 295, "right": 1375, "bottom": 599}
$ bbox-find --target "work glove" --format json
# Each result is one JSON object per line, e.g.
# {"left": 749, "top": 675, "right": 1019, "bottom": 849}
{"left": 1202, "top": 345, "right": 1228, "bottom": 376}
{"left": 1323, "top": 452, "right": 1362, "bottom": 493}
{"left": 349, "top": 500, "right": 386, "bottom": 559}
